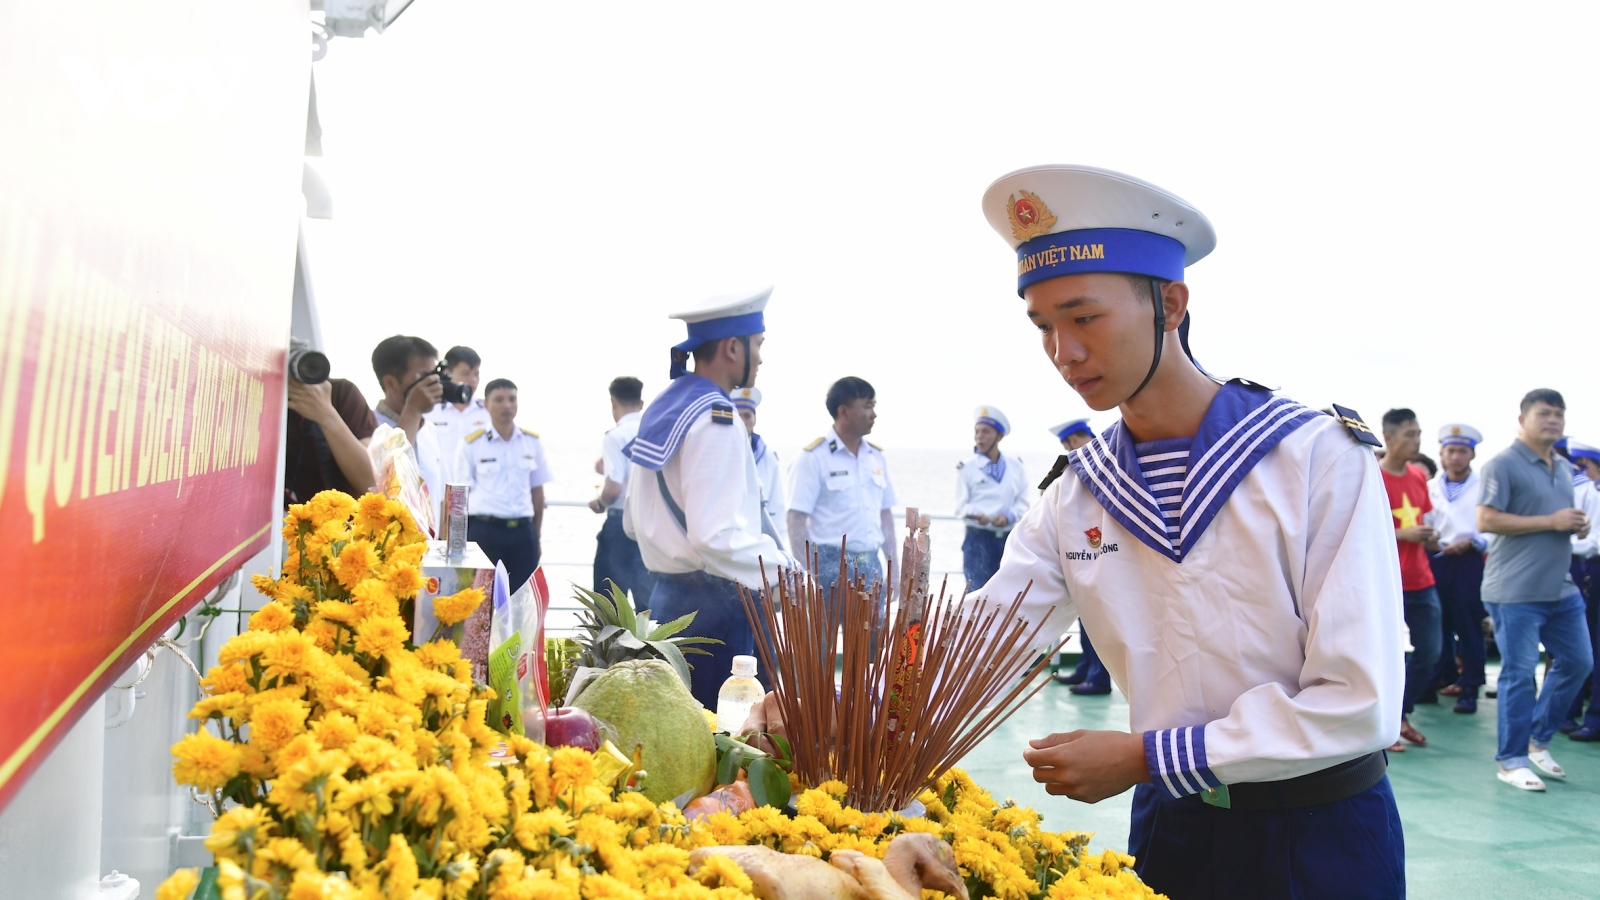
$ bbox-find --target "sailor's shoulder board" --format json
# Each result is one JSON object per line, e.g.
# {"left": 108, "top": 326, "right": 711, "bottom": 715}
{"left": 1331, "top": 404, "right": 1382, "bottom": 448}
{"left": 1038, "top": 454, "right": 1071, "bottom": 492}
{"left": 803, "top": 437, "right": 826, "bottom": 451}
{"left": 464, "top": 428, "right": 487, "bottom": 444}
{"left": 519, "top": 427, "right": 540, "bottom": 438}
{"left": 709, "top": 403, "right": 735, "bottom": 425}
{"left": 956, "top": 460, "right": 965, "bottom": 470}
{"left": 866, "top": 440, "right": 883, "bottom": 451}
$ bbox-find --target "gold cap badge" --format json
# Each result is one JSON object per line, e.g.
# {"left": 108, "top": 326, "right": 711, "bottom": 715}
{"left": 1007, "top": 190, "right": 1058, "bottom": 243}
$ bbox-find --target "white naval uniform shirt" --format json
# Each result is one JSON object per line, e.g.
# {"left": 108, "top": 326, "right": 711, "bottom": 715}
{"left": 754, "top": 444, "right": 789, "bottom": 551}
{"left": 600, "top": 411, "right": 643, "bottom": 511}
{"left": 454, "top": 425, "right": 553, "bottom": 519}
{"left": 623, "top": 406, "right": 788, "bottom": 591}
{"left": 425, "top": 399, "right": 492, "bottom": 468}
{"left": 971, "top": 412, "right": 1405, "bottom": 794}
{"left": 786, "top": 428, "right": 897, "bottom": 553}
{"left": 954, "top": 450, "right": 1030, "bottom": 534}
{"left": 1570, "top": 474, "right": 1600, "bottom": 559}
{"left": 1426, "top": 470, "right": 1487, "bottom": 553}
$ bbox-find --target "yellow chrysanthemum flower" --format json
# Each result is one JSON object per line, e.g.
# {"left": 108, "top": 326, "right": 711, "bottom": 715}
{"left": 246, "top": 697, "right": 310, "bottom": 753}
{"left": 171, "top": 729, "right": 242, "bottom": 790}
{"left": 248, "top": 601, "right": 296, "bottom": 633}
{"left": 690, "top": 856, "right": 752, "bottom": 894}
{"left": 153, "top": 867, "right": 199, "bottom": 900}
{"left": 331, "top": 539, "right": 379, "bottom": 589}
{"left": 432, "top": 588, "right": 485, "bottom": 627}
{"left": 355, "top": 615, "right": 409, "bottom": 657}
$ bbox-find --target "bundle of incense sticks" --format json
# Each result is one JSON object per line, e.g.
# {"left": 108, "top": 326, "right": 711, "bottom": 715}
{"left": 741, "top": 511, "right": 1067, "bottom": 813}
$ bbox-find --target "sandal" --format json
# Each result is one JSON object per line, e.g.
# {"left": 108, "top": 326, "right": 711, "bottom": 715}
{"left": 1439, "top": 684, "right": 1463, "bottom": 697}
{"left": 1387, "top": 740, "right": 1406, "bottom": 753}
{"left": 1496, "top": 766, "right": 1546, "bottom": 791}
{"left": 1399, "top": 721, "right": 1427, "bottom": 746}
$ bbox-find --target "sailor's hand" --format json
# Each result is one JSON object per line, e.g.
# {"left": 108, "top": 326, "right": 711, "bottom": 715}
{"left": 1023, "top": 730, "right": 1148, "bottom": 803}
{"left": 992, "top": 514, "right": 1009, "bottom": 528}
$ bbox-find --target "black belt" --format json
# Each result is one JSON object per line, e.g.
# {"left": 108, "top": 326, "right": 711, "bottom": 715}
{"left": 605, "top": 507, "right": 624, "bottom": 519}
{"left": 652, "top": 570, "right": 740, "bottom": 589}
{"left": 470, "top": 514, "right": 530, "bottom": 528}
{"left": 1208, "top": 751, "right": 1387, "bottom": 810}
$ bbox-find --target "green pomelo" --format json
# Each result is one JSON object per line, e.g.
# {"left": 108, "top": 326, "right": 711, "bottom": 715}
{"left": 571, "top": 659, "right": 716, "bottom": 804}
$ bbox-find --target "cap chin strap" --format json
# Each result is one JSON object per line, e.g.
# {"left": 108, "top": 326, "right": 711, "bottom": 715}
{"left": 1126, "top": 277, "right": 1167, "bottom": 401}
{"left": 735, "top": 335, "right": 752, "bottom": 389}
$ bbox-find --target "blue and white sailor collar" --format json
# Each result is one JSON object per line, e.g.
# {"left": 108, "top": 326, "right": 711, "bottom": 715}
{"left": 1067, "top": 380, "right": 1320, "bottom": 562}
{"left": 624, "top": 375, "right": 735, "bottom": 471}
{"left": 751, "top": 432, "right": 769, "bottom": 464}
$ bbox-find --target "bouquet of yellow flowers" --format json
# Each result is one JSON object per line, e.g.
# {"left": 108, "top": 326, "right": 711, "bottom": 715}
{"left": 158, "top": 490, "right": 1162, "bottom": 900}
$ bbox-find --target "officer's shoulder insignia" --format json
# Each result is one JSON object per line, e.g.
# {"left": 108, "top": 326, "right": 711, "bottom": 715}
{"left": 1038, "top": 454, "right": 1071, "bottom": 491}
{"left": 866, "top": 440, "right": 883, "bottom": 451}
{"left": 803, "top": 437, "right": 825, "bottom": 451}
{"left": 1330, "top": 404, "right": 1382, "bottom": 448}
{"left": 464, "top": 428, "right": 487, "bottom": 443}
{"left": 709, "top": 403, "right": 735, "bottom": 425}
{"left": 956, "top": 461, "right": 965, "bottom": 470}
{"left": 520, "top": 427, "right": 540, "bottom": 438}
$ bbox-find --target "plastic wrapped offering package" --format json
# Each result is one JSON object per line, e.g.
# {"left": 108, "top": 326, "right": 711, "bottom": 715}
{"left": 442, "top": 483, "right": 470, "bottom": 559}
{"left": 416, "top": 541, "right": 496, "bottom": 678}
{"left": 367, "top": 425, "right": 438, "bottom": 537}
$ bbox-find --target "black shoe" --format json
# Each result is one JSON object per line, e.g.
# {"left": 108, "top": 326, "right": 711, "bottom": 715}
{"left": 1416, "top": 692, "right": 1440, "bottom": 705}
{"left": 1069, "top": 682, "right": 1112, "bottom": 696}
{"left": 1485, "top": 688, "right": 1497, "bottom": 699}
{"left": 1453, "top": 697, "right": 1477, "bottom": 714}
{"left": 1558, "top": 721, "right": 1580, "bottom": 735}
{"left": 1056, "top": 669, "right": 1087, "bottom": 686}
{"left": 1570, "top": 726, "right": 1600, "bottom": 742}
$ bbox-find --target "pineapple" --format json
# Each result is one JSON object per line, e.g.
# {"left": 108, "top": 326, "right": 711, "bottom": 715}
{"left": 569, "top": 583, "right": 721, "bottom": 691}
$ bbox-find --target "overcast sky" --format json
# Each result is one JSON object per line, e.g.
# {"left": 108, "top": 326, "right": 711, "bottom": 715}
{"left": 303, "top": 1, "right": 1600, "bottom": 465}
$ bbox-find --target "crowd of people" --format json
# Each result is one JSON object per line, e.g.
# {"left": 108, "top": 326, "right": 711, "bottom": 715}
{"left": 278, "top": 163, "right": 1598, "bottom": 899}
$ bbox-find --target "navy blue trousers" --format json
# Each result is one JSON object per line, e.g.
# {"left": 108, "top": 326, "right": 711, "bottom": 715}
{"left": 961, "top": 526, "right": 1008, "bottom": 592}
{"left": 593, "top": 512, "right": 657, "bottom": 611}
{"left": 1129, "top": 777, "right": 1405, "bottom": 899}
{"left": 1068, "top": 626, "right": 1109, "bottom": 689}
{"left": 1564, "top": 556, "right": 1600, "bottom": 728}
{"left": 1430, "top": 552, "right": 1486, "bottom": 690}
{"left": 648, "top": 571, "right": 770, "bottom": 710}
{"left": 468, "top": 515, "right": 540, "bottom": 592}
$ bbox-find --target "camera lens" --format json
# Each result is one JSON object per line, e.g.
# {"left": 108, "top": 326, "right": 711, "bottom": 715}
{"left": 288, "top": 347, "right": 330, "bottom": 384}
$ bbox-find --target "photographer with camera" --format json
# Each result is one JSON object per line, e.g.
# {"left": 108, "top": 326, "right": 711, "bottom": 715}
{"left": 283, "top": 338, "right": 378, "bottom": 506}
{"left": 371, "top": 335, "right": 472, "bottom": 512}
{"left": 423, "top": 345, "right": 490, "bottom": 460}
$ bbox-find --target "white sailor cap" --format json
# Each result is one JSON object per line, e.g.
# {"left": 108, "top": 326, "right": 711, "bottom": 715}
{"left": 667, "top": 286, "right": 771, "bottom": 379}
{"left": 1049, "top": 419, "right": 1093, "bottom": 442}
{"left": 981, "top": 165, "right": 1216, "bottom": 297}
{"left": 973, "top": 405, "right": 1010, "bottom": 435}
{"left": 1437, "top": 424, "right": 1483, "bottom": 448}
{"left": 1567, "top": 440, "right": 1600, "bottom": 464}
{"left": 731, "top": 387, "right": 762, "bottom": 411}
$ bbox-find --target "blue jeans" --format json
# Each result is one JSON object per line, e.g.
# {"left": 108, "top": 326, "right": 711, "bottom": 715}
{"left": 960, "top": 527, "right": 1007, "bottom": 592}
{"left": 1486, "top": 591, "right": 1594, "bottom": 769}
{"left": 1402, "top": 587, "right": 1442, "bottom": 716}
{"left": 648, "top": 571, "right": 770, "bottom": 710}
{"left": 813, "top": 542, "right": 885, "bottom": 621}
{"left": 1129, "top": 777, "right": 1405, "bottom": 899}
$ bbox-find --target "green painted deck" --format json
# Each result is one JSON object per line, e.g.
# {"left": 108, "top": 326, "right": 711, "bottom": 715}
{"left": 961, "top": 666, "right": 1600, "bottom": 899}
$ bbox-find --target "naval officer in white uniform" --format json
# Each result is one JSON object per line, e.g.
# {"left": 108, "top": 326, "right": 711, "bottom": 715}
{"left": 732, "top": 387, "right": 788, "bottom": 551}
{"left": 453, "top": 378, "right": 551, "bottom": 591}
{"left": 971, "top": 165, "right": 1406, "bottom": 898}
{"left": 955, "top": 405, "right": 1030, "bottom": 591}
{"left": 623, "top": 287, "right": 790, "bottom": 708}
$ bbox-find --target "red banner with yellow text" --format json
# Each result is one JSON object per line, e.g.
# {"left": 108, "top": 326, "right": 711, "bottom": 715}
{"left": 0, "top": 0, "right": 311, "bottom": 811}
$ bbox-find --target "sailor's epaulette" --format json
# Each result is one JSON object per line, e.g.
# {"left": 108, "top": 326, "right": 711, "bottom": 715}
{"left": 866, "top": 440, "right": 883, "bottom": 451}
{"left": 803, "top": 437, "right": 825, "bottom": 451}
{"left": 709, "top": 403, "right": 735, "bottom": 425}
{"left": 1331, "top": 404, "right": 1382, "bottom": 448}
{"left": 464, "top": 428, "right": 487, "bottom": 443}
{"left": 956, "top": 460, "right": 964, "bottom": 470}
{"left": 520, "top": 427, "right": 540, "bottom": 438}
{"left": 1038, "top": 454, "right": 1071, "bottom": 491}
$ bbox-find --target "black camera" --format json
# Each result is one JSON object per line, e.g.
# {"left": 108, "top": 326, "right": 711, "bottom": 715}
{"left": 287, "top": 338, "right": 330, "bottom": 384}
{"left": 434, "top": 361, "right": 473, "bottom": 404}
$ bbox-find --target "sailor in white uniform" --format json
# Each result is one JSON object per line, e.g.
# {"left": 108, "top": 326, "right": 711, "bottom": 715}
{"left": 1050, "top": 418, "right": 1095, "bottom": 452}
{"left": 732, "top": 387, "right": 789, "bottom": 552}
{"left": 453, "top": 378, "right": 551, "bottom": 591}
{"left": 1426, "top": 423, "right": 1489, "bottom": 713}
{"left": 1561, "top": 440, "right": 1600, "bottom": 740}
{"left": 622, "top": 287, "right": 790, "bottom": 708}
{"left": 955, "top": 405, "right": 1029, "bottom": 591}
{"left": 971, "top": 165, "right": 1406, "bottom": 898}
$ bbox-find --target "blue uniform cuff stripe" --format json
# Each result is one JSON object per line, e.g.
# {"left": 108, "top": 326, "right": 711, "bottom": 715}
{"left": 1143, "top": 727, "right": 1219, "bottom": 799}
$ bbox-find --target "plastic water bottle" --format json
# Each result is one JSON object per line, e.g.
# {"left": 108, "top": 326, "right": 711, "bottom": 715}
{"left": 715, "top": 655, "right": 763, "bottom": 733}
